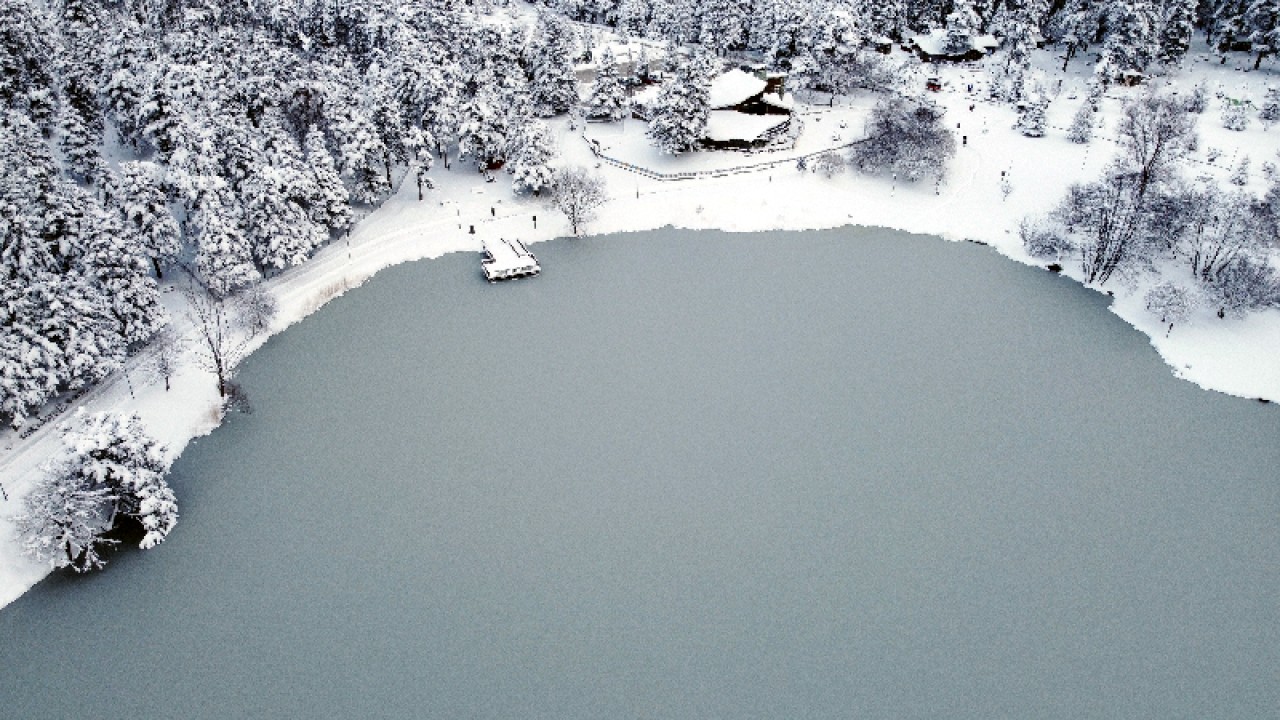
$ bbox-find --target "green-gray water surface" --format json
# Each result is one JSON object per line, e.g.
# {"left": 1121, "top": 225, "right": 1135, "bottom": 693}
{"left": 2, "top": 227, "right": 1276, "bottom": 718}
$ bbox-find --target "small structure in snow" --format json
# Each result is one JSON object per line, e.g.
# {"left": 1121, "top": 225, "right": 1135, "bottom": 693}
{"left": 1118, "top": 70, "right": 1145, "bottom": 87}
{"left": 481, "top": 238, "right": 540, "bottom": 282}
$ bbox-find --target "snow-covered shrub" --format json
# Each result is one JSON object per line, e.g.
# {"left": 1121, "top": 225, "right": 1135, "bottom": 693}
{"left": 1202, "top": 255, "right": 1280, "bottom": 318}
{"left": 851, "top": 96, "right": 956, "bottom": 182}
{"left": 1207, "top": 147, "right": 1222, "bottom": 164}
{"left": 16, "top": 410, "right": 177, "bottom": 572}
{"left": 1183, "top": 83, "right": 1209, "bottom": 114}
{"left": 1020, "top": 219, "right": 1073, "bottom": 260}
{"left": 810, "top": 151, "right": 847, "bottom": 177}
{"left": 1221, "top": 102, "right": 1249, "bottom": 131}
{"left": 1144, "top": 282, "right": 1195, "bottom": 335}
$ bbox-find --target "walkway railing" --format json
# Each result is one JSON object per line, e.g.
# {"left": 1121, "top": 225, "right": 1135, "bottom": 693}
{"left": 582, "top": 132, "right": 866, "bottom": 182}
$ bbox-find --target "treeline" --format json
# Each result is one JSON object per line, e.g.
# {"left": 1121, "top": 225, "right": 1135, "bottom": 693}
{"left": 539, "top": 0, "right": 1274, "bottom": 75}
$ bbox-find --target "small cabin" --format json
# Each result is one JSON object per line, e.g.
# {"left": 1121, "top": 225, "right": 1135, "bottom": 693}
{"left": 481, "top": 238, "right": 540, "bottom": 282}
{"left": 909, "top": 29, "right": 999, "bottom": 62}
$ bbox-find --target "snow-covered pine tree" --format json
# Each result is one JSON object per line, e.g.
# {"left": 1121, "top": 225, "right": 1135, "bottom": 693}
{"left": 648, "top": 0, "right": 698, "bottom": 44}
{"left": 586, "top": 47, "right": 630, "bottom": 120}
{"left": 647, "top": 49, "right": 715, "bottom": 154}
{"left": 335, "top": 104, "right": 392, "bottom": 203}
{"left": 457, "top": 78, "right": 513, "bottom": 170}
{"left": 528, "top": 12, "right": 581, "bottom": 117}
{"left": 191, "top": 186, "right": 261, "bottom": 297}
{"left": 944, "top": 0, "right": 981, "bottom": 55}
{"left": 1158, "top": 0, "right": 1198, "bottom": 63}
{"left": 617, "top": 0, "right": 650, "bottom": 37}
{"left": 1017, "top": 95, "right": 1049, "bottom": 136}
{"left": 1103, "top": 0, "right": 1158, "bottom": 76}
{"left": 867, "top": 0, "right": 906, "bottom": 40}
{"left": 1244, "top": 0, "right": 1280, "bottom": 68}
{"left": 990, "top": 5, "right": 1036, "bottom": 102}
{"left": 111, "top": 161, "right": 181, "bottom": 278}
{"left": 1210, "top": 0, "right": 1251, "bottom": 48}
{"left": 79, "top": 195, "right": 167, "bottom": 347}
{"left": 242, "top": 166, "right": 328, "bottom": 273}
{"left": 0, "top": 276, "right": 61, "bottom": 422}
{"left": 1067, "top": 101, "right": 1094, "bottom": 142}
{"left": 699, "top": 0, "right": 749, "bottom": 54}
{"left": 508, "top": 119, "right": 558, "bottom": 195}
{"left": 0, "top": 0, "right": 60, "bottom": 130}
{"left": 304, "top": 128, "right": 353, "bottom": 231}
{"left": 1231, "top": 155, "right": 1252, "bottom": 184}
{"left": 1056, "top": 0, "right": 1105, "bottom": 69}
{"left": 1261, "top": 85, "right": 1280, "bottom": 124}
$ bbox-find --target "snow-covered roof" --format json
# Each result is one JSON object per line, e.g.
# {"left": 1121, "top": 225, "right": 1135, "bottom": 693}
{"left": 760, "top": 92, "right": 795, "bottom": 111}
{"left": 709, "top": 69, "right": 767, "bottom": 109}
{"left": 704, "top": 110, "right": 788, "bottom": 143}
{"left": 910, "top": 30, "right": 999, "bottom": 57}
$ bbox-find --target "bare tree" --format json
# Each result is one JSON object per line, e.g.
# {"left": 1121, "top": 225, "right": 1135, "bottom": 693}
{"left": 236, "top": 285, "right": 279, "bottom": 337}
{"left": 145, "top": 331, "right": 184, "bottom": 392}
{"left": 1114, "top": 93, "right": 1197, "bottom": 198}
{"left": 1144, "top": 282, "right": 1196, "bottom": 336}
{"left": 552, "top": 166, "right": 608, "bottom": 236}
{"left": 182, "top": 281, "right": 249, "bottom": 398}
{"left": 1053, "top": 173, "right": 1152, "bottom": 285}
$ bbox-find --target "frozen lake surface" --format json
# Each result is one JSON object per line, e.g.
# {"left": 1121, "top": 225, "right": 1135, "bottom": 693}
{"left": 2, "top": 227, "right": 1276, "bottom": 718}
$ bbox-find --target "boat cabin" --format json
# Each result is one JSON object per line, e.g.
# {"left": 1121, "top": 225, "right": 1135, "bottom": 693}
{"left": 481, "top": 238, "right": 540, "bottom": 282}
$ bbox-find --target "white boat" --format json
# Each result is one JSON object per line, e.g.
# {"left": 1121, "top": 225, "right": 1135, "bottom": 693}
{"left": 481, "top": 238, "right": 540, "bottom": 282}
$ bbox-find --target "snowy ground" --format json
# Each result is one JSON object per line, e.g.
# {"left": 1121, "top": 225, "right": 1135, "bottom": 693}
{"left": 2, "top": 39, "right": 1279, "bottom": 610}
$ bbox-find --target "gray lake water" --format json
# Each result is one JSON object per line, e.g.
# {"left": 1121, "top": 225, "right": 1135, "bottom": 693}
{"left": 1, "top": 227, "right": 1277, "bottom": 719}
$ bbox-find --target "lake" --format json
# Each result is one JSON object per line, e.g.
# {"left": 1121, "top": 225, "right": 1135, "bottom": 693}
{"left": 1, "top": 227, "right": 1276, "bottom": 718}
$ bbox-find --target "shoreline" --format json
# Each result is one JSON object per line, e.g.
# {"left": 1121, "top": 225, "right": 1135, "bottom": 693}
{"left": 3, "top": 88, "right": 1278, "bottom": 609}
